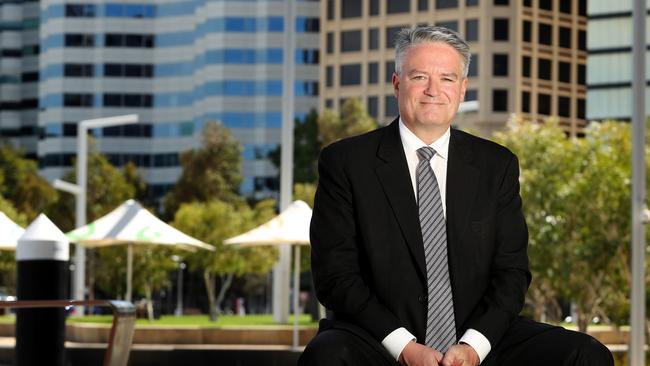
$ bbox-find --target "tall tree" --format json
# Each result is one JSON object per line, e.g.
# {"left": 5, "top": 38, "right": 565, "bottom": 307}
{"left": 494, "top": 118, "right": 637, "bottom": 331}
{"left": 164, "top": 122, "right": 243, "bottom": 216}
{"left": 0, "top": 143, "right": 57, "bottom": 220}
{"left": 318, "top": 98, "right": 377, "bottom": 147}
{"left": 172, "top": 199, "right": 278, "bottom": 321}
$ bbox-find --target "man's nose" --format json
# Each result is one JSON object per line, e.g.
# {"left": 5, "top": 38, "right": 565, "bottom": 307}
{"left": 424, "top": 79, "right": 440, "bottom": 96}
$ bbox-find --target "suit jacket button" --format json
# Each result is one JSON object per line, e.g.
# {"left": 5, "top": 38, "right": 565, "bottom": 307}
{"left": 418, "top": 295, "right": 427, "bottom": 303}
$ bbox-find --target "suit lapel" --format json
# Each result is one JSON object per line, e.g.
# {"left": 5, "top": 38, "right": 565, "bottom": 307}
{"left": 375, "top": 120, "right": 427, "bottom": 281}
{"left": 446, "top": 129, "right": 480, "bottom": 284}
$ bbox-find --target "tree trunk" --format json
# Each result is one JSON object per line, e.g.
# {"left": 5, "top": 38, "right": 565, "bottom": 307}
{"left": 203, "top": 271, "right": 217, "bottom": 321}
{"left": 214, "top": 273, "right": 234, "bottom": 313}
{"left": 145, "top": 282, "right": 154, "bottom": 322}
{"left": 577, "top": 309, "right": 590, "bottom": 333}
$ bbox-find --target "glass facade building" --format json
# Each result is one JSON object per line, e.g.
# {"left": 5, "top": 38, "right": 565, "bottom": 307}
{"left": 587, "top": 0, "right": 650, "bottom": 121}
{"left": 0, "top": 0, "right": 319, "bottom": 202}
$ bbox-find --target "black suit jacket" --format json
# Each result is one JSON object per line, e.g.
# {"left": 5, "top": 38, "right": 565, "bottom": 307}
{"left": 310, "top": 118, "right": 531, "bottom": 349}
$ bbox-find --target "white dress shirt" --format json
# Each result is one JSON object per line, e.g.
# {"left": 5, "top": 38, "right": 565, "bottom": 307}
{"left": 379, "top": 119, "right": 491, "bottom": 364}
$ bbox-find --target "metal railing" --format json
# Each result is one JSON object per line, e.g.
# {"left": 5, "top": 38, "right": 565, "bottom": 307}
{"left": 0, "top": 299, "right": 135, "bottom": 366}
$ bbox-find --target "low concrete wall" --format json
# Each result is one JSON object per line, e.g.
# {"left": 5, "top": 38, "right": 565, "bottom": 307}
{"left": 0, "top": 320, "right": 627, "bottom": 347}
{"left": 69, "top": 323, "right": 318, "bottom": 346}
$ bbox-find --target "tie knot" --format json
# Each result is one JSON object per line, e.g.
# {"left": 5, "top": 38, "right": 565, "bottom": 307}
{"left": 417, "top": 147, "right": 436, "bottom": 162}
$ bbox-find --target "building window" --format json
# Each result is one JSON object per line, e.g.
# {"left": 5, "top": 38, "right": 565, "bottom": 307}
{"left": 468, "top": 54, "right": 478, "bottom": 77}
{"left": 538, "top": 59, "right": 551, "bottom": 80}
{"left": 387, "top": 0, "right": 410, "bottom": 13}
{"left": 560, "top": 1, "right": 571, "bottom": 14}
{"left": 66, "top": 4, "right": 96, "bottom": 17}
{"left": 65, "top": 63, "right": 94, "bottom": 77}
{"left": 493, "top": 18, "right": 509, "bottom": 41}
{"left": 522, "top": 56, "right": 531, "bottom": 77}
{"left": 326, "top": 65, "right": 333, "bottom": 87}
{"left": 369, "top": 28, "right": 379, "bottom": 50}
{"left": 65, "top": 34, "right": 95, "bottom": 47}
{"left": 340, "top": 64, "right": 361, "bottom": 86}
{"left": 368, "top": 96, "right": 378, "bottom": 118}
{"left": 370, "top": 0, "right": 380, "bottom": 15}
{"left": 465, "top": 89, "right": 478, "bottom": 101}
{"left": 327, "top": 0, "right": 334, "bottom": 20}
{"left": 436, "top": 0, "right": 459, "bottom": 9}
{"left": 538, "top": 93, "right": 551, "bottom": 115}
{"left": 341, "top": 30, "right": 362, "bottom": 52}
{"left": 342, "top": 0, "right": 362, "bottom": 18}
{"left": 419, "top": 0, "right": 429, "bottom": 11}
{"left": 578, "top": 30, "right": 586, "bottom": 51}
{"left": 386, "top": 26, "right": 404, "bottom": 49}
{"left": 523, "top": 20, "right": 531, "bottom": 42}
{"left": 494, "top": 0, "right": 508, "bottom": 5}
{"left": 493, "top": 54, "right": 508, "bottom": 76}
{"left": 577, "top": 98, "right": 585, "bottom": 119}
{"left": 538, "top": 23, "right": 552, "bottom": 46}
{"left": 385, "top": 95, "right": 399, "bottom": 117}
{"left": 64, "top": 93, "right": 94, "bottom": 107}
{"left": 466, "top": 19, "right": 479, "bottom": 42}
{"left": 325, "top": 99, "right": 333, "bottom": 108}
{"left": 492, "top": 89, "right": 508, "bottom": 112}
{"left": 385, "top": 61, "right": 395, "bottom": 83}
{"left": 368, "top": 62, "right": 378, "bottom": 84}
{"left": 559, "top": 27, "right": 571, "bottom": 48}
{"left": 558, "top": 96, "right": 571, "bottom": 117}
{"left": 578, "top": 64, "right": 586, "bottom": 85}
{"left": 523, "top": 0, "right": 531, "bottom": 6}
{"left": 326, "top": 32, "right": 334, "bottom": 54}
{"left": 559, "top": 61, "right": 571, "bottom": 83}
{"left": 436, "top": 20, "right": 458, "bottom": 32}
{"left": 467, "top": 0, "right": 478, "bottom": 5}
{"left": 579, "top": 0, "right": 587, "bottom": 16}
{"left": 521, "top": 91, "right": 530, "bottom": 113}
{"left": 539, "top": 0, "right": 552, "bottom": 11}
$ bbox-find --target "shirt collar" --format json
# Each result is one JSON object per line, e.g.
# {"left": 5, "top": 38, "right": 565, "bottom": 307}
{"left": 398, "top": 117, "right": 450, "bottom": 160}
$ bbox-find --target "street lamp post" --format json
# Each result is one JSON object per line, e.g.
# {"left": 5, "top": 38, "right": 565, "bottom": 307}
{"left": 53, "top": 114, "right": 139, "bottom": 315}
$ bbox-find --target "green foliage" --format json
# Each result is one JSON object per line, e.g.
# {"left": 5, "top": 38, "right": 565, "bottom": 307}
{"left": 122, "top": 162, "right": 151, "bottom": 208}
{"left": 494, "top": 117, "right": 636, "bottom": 331}
{"left": 0, "top": 143, "right": 57, "bottom": 221}
{"left": 318, "top": 98, "right": 378, "bottom": 147}
{"left": 172, "top": 199, "right": 278, "bottom": 319}
{"left": 164, "top": 122, "right": 243, "bottom": 216}
{"left": 173, "top": 199, "right": 278, "bottom": 276}
{"left": 94, "top": 246, "right": 177, "bottom": 301}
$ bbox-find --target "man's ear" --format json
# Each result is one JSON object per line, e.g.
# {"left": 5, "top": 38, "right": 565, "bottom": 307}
{"left": 392, "top": 72, "right": 400, "bottom": 97}
{"left": 460, "top": 77, "right": 468, "bottom": 101}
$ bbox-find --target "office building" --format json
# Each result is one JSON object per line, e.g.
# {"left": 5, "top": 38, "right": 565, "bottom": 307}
{"left": 320, "top": 0, "right": 587, "bottom": 136}
{"left": 587, "top": 0, "right": 648, "bottom": 122}
{"left": 0, "top": 0, "right": 320, "bottom": 202}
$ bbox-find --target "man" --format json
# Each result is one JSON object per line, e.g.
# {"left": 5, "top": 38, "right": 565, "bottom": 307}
{"left": 299, "top": 26, "right": 613, "bottom": 366}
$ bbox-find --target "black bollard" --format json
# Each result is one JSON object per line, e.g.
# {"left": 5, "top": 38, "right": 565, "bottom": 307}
{"left": 16, "top": 214, "right": 69, "bottom": 366}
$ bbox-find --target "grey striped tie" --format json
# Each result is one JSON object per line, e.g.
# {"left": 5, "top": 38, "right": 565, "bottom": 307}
{"left": 416, "top": 146, "right": 456, "bottom": 352}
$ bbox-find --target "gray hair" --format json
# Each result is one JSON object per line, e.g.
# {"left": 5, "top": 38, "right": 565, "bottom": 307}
{"left": 394, "top": 25, "right": 471, "bottom": 78}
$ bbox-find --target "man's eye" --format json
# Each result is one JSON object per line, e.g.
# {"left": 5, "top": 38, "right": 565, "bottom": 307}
{"left": 412, "top": 76, "right": 426, "bottom": 80}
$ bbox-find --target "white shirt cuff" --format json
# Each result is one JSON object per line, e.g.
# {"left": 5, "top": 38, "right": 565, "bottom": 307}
{"left": 459, "top": 328, "right": 491, "bottom": 364}
{"left": 381, "top": 327, "right": 416, "bottom": 361}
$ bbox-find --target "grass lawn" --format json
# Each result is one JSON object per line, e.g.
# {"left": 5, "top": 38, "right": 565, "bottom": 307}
{"left": 0, "top": 313, "right": 318, "bottom": 327}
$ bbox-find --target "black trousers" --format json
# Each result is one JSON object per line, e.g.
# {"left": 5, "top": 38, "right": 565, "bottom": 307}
{"left": 298, "top": 317, "right": 614, "bottom": 366}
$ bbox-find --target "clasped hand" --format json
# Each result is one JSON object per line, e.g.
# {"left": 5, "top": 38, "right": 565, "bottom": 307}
{"left": 398, "top": 341, "right": 479, "bottom": 366}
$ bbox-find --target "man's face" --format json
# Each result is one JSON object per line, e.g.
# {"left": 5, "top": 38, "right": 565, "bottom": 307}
{"left": 392, "top": 42, "right": 468, "bottom": 132}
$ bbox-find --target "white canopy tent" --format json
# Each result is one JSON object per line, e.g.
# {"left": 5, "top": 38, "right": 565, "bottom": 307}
{"left": 224, "top": 200, "right": 311, "bottom": 349}
{"left": 66, "top": 199, "right": 214, "bottom": 302}
{"left": 0, "top": 212, "right": 24, "bottom": 251}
